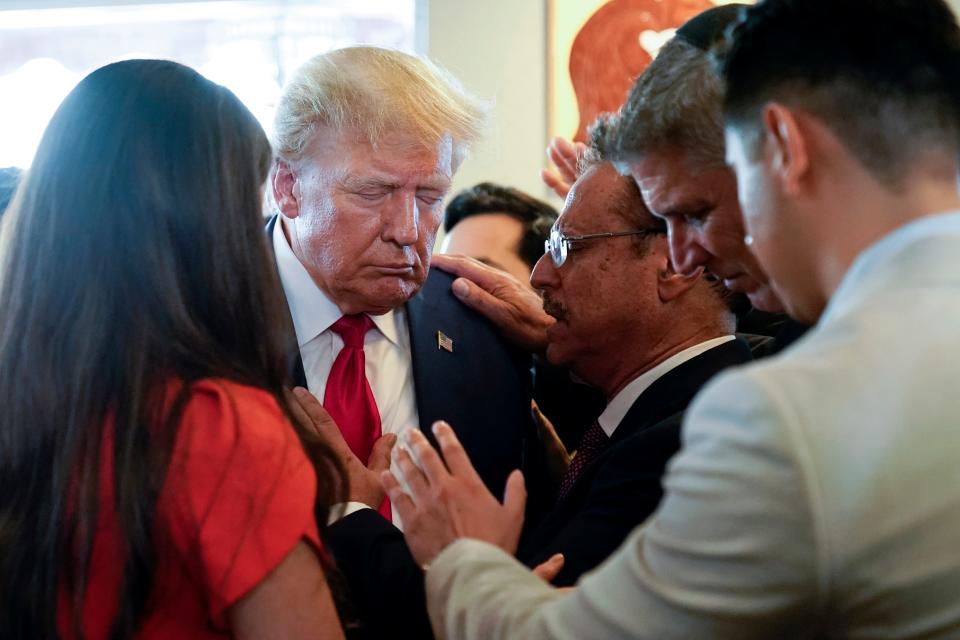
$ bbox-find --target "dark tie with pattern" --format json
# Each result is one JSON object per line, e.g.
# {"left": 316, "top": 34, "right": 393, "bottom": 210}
{"left": 556, "top": 420, "right": 609, "bottom": 502}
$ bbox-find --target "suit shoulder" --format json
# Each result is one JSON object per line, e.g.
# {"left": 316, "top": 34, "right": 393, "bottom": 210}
{"left": 417, "top": 268, "right": 523, "bottom": 350}
{"left": 423, "top": 266, "right": 457, "bottom": 289}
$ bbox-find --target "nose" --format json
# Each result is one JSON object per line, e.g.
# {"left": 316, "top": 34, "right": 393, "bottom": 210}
{"left": 530, "top": 252, "right": 558, "bottom": 290}
{"left": 667, "top": 220, "right": 711, "bottom": 277}
{"left": 382, "top": 192, "right": 420, "bottom": 246}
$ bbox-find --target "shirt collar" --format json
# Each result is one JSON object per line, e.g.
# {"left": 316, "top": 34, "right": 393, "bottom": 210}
{"left": 597, "top": 335, "right": 735, "bottom": 437}
{"left": 272, "top": 218, "right": 401, "bottom": 347}
{"left": 820, "top": 210, "right": 960, "bottom": 327}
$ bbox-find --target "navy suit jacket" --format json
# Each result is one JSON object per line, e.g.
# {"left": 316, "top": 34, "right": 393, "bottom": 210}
{"left": 266, "top": 215, "right": 539, "bottom": 500}
{"left": 518, "top": 337, "right": 754, "bottom": 586}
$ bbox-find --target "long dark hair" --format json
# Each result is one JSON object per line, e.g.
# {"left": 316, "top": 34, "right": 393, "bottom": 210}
{"left": 0, "top": 59, "right": 344, "bottom": 639}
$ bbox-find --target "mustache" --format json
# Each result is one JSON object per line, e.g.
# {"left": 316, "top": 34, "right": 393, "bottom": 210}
{"left": 542, "top": 294, "right": 568, "bottom": 322}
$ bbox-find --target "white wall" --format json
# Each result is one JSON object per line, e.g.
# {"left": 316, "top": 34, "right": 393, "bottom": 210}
{"left": 426, "top": 0, "right": 555, "bottom": 206}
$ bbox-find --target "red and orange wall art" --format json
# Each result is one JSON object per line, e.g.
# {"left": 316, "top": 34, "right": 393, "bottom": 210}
{"left": 548, "top": 0, "right": 753, "bottom": 142}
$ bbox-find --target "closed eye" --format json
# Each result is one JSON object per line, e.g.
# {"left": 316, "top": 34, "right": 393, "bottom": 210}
{"left": 416, "top": 187, "right": 445, "bottom": 206}
{"left": 667, "top": 206, "right": 712, "bottom": 226}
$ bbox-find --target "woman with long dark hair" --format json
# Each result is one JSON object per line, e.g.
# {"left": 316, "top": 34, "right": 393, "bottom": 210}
{"left": 0, "top": 59, "right": 346, "bottom": 639}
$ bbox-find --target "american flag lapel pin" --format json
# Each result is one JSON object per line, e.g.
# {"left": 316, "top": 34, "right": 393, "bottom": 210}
{"left": 437, "top": 331, "right": 454, "bottom": 353}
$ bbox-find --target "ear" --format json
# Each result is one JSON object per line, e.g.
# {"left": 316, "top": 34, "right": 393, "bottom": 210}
{"left": 271, "top": 159, "right": 301, "bottom": 220}
{"left": 762, "top": 103, "right": 810, "bottom": 196}
{"left": 656, "top": 258, "right": 703, "bottom": 303}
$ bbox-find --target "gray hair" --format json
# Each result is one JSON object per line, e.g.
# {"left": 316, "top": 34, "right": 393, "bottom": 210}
{"left": 603, "top": 37, "right": 726, "bottom": 169}
{"left": 581, "top": 113, "right": 615, "bottom": 171}
{"left": 273, "top": 46, "right": 489, "bottom": 169}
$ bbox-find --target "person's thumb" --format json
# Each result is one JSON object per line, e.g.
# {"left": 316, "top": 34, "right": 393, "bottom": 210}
{"left": 532, "top": 553, "right": 565, "bottom": 583}
{"left": 368, "top": 433, "right": 398, "bottom": 472}
{"left": 503, "top": 469, "right": 527, "bottom": 520}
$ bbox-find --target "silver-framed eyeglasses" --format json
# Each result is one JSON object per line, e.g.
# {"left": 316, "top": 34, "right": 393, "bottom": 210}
{"left": 544, "top": 224, "right": 663, "bottom": 267}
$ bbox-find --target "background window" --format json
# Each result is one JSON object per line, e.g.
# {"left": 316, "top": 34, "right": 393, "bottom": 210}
{"left": 0, "top": 0, "right": 419, "bottom": 167}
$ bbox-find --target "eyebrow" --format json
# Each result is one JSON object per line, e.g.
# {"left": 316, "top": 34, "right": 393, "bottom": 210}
{"left": 657, "top": 197, "right": 713, "bottom": 218}
{"left": 340, "top": 174, "right": 450, "bottom": 192}
{"left": 340, "top": 176, "right": 399, "bottom": 191}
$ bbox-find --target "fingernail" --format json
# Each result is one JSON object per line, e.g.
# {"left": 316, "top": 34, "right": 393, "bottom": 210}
{"left": 451, "top": 279, "right": 469, "bottom": 298}
{"left": 400, "top": 429, "right": 417, "bottom": 451}
{"left": 432, "top": 421, "right": 451, "bottom": 437}
{"left": 293, "top": 386, "right": 308, "bottom": 397}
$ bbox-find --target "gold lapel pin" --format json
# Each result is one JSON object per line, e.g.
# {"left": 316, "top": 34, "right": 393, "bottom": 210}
{"left": 437, "top": 331, "right": 454, "bottom": 353}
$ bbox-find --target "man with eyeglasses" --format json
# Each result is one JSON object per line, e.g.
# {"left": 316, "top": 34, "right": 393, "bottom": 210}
{"left": 513, "top": 154, "right": 752, "bottom": 580}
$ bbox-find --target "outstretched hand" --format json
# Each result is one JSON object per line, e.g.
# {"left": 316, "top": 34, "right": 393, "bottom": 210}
{"left": 431, "top": 253, "right": 553, "bottom": 353}
{"left": 381, "top": 422, "right": 527, "bottom": 569}
{"left": 541, "top": 136, "right": 588, "bottom": 200}
{"left": 286, "top": 386, "right": 396, "bottom": 509}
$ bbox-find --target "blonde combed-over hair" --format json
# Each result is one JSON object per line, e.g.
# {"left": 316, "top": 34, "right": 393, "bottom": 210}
{"left": 273, "top": 46, "right": 489, "bottom": 168}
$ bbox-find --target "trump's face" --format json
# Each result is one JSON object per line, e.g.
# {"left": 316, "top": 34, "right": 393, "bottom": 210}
{"left": 275, "top": 126, "right": 454, "bottom": 315}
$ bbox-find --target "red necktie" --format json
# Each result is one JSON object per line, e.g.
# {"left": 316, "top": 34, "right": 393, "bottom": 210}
{"left": 324, "top": 314, "right": 390, "bottom": 519}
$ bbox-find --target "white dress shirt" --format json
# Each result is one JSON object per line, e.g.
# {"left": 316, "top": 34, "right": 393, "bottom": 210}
{"left": 426, "top": 211, "right": 960, "bottom": 639}
{"left": 273, "top": 220, "right": 419, "bottom": 524}
{"left": 597, "top": 335, "right": 734, "bottom": 437}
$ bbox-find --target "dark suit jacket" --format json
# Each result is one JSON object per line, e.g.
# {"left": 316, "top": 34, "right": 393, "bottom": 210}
{"left": 737, "top": 309, "right": 808, "bottom": 356}
{"left": 266, "top": 215, "right": 539, "bottom": 500}
{"left": 518, "top": 337, "right": 753, "bottom": 586}
{"left": 533, "top": 356, "right": 606, "bottom": 450}
{"left": 326, "top": 337, "right": 752, "bottom": 638}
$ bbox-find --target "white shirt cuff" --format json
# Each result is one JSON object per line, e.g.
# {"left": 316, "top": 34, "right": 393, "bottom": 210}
{"left": 327, "top": 501, "right": 373, "bottom": 525}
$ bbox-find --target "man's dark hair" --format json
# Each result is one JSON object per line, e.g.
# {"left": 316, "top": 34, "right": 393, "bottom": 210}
{"left": 0, "top": 167, "right": 21, "bottom": 217}
{"left": 444, "top": 183, "right": 558, "bottom": 269}
{"left": 718, "top": 0, "right": 960, "bottom": 184}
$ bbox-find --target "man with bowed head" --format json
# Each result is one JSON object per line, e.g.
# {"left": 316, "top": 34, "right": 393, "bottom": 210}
{"left": 268, "top": 46, "right": 545, "bottom": 635}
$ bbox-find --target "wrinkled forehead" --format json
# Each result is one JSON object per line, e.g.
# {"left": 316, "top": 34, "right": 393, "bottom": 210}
{"left": 559, "top": 162, "right": 658, "bottom": 232}
{"left": 629, "top": 154, "right": 693, "bottom": 208}
{"left": 628, "top": 151, "right": 727, "bottom": 219}
{"left": 557, "top": 165, "right": 619, "bottom": 224}
{"left": 303, "top": 125, "right": 455, "bottom": 187}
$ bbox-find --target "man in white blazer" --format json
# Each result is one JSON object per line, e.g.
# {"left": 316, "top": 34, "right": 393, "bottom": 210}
{"left": 383, "top": 1, "right": 960, "bottom": 638}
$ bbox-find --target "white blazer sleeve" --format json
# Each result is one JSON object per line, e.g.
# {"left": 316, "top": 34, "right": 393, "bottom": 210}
{"left": 426, "top": 369, "right": 828, "bottom": 640}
